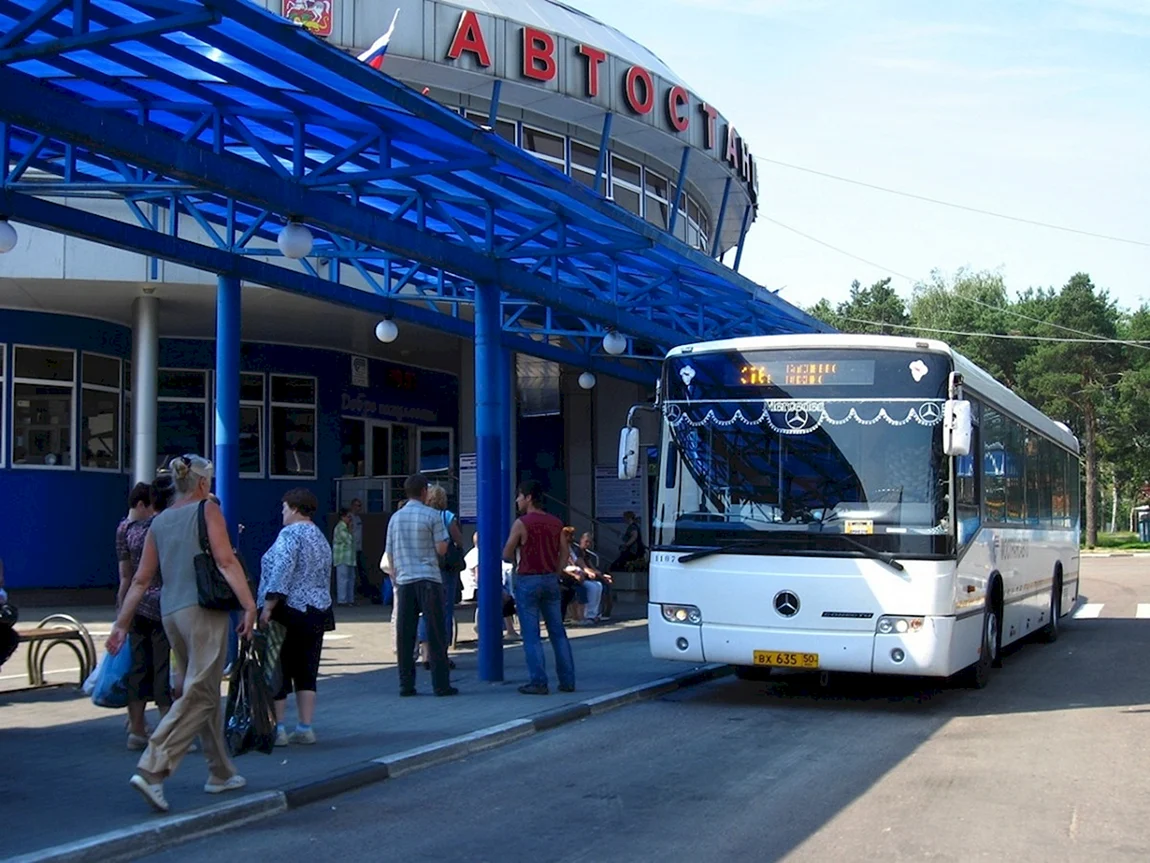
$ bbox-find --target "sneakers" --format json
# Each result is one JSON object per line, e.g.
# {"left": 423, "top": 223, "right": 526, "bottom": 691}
{"left": 127, "top": 733, "right": 149, "bottom": 751}
{"left": 129, "top": 774, "right": 169, "bottom": 813}
{"left": 204, "top": 774, "right": 247, "bottom": 794}
{"left": 288, "top": 727, "right": 317, "bottom": 745}
{"left": 274, "top": 727, "right": 289, "bottom": 747}
{"left": 518, "top": 683, "right": 549, "bottom": 695}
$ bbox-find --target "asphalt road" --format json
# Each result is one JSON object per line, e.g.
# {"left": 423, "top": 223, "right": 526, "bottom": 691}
{"left": 152, "top": 557, "right": 1150, "bottom": 863}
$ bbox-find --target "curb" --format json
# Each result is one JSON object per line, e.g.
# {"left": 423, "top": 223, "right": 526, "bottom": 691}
{"left": 21, "top": 663, "right": 732, "bottom": 862}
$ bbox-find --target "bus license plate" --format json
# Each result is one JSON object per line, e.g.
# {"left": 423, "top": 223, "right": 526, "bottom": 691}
{"left": 753, "top": 650, "right": 819, "bottom": 669}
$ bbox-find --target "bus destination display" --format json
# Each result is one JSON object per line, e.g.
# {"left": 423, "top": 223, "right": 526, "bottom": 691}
{"left": 736, "top": 359, "right": 875, "bottom": 387}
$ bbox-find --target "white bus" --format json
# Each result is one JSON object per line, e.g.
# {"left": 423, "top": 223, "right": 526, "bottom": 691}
{"left": 618, "top": 334, "right": 1081, "bottom": 688}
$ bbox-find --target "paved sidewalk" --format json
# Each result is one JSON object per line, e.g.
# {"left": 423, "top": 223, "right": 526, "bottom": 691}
{"left": 0, "top": 602, "right": 703, "bottom": 859}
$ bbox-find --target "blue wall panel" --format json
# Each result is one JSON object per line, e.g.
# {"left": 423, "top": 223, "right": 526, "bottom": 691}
{"left": 0, "top": 312, "right": 458, "bottom": 590}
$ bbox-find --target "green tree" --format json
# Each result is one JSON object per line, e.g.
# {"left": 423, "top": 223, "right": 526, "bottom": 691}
{"left": 806, "top": 278, "right": 909, "bottom": 335}
{"left": 1015, "top": 274, "right": 1123, "bottom": 546}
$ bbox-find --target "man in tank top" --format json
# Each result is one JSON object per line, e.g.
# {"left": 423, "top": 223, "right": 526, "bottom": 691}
{"left": 503, "top": 480, "right": 574, "bottom": 695}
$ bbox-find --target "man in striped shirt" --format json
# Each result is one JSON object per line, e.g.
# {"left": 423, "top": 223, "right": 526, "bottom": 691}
{"left": 385, "top": 474, "right": 458, "bottom": 697}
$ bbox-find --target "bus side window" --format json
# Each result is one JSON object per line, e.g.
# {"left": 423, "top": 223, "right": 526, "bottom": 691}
{"left": 664, "top": 440, "right": 678, "bottom": 488}
{"left": 956, "top": 410, "right": 981, "bottom": 546}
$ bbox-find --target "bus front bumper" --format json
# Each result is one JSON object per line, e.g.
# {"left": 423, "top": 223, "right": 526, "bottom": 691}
{"left": 649, "top": 605, "right": 957, "bottom": 677}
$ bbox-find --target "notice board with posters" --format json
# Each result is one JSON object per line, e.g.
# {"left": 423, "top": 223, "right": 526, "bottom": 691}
{"left": 594, "top": 465, "right": 642, "bottom": 523}
{"left": 457, "top": 453, "right": 477, "bottom": 519}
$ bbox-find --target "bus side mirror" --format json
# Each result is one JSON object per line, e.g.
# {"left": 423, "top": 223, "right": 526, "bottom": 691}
{"left": 618, "top": 427, "right": 640, "bottom": 480}
{"left": 943, "top": 400, "right": 972, "bottom": 457}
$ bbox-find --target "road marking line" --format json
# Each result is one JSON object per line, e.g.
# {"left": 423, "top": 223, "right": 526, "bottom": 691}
{"left": 1137, "top": 604, "right": 1150, "bottom": 619}
{"left": 1072, "top": 603, "right": 1103, "bottom": 619}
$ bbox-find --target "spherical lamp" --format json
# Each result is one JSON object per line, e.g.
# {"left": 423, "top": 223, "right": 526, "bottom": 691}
{"left": 277, "top": 221, "right": 313, "bottom": 260}
{"left": 0, "top": 219, "right": 17, "bottom": 254}
{"left": 602, "top": 330, "right": 627, "bottom": 356}
{"left": 578, "top": 371, "right": 597, "bottom": 390}
{"left": 375, "top": 319, "right": 399, "bottom": 343}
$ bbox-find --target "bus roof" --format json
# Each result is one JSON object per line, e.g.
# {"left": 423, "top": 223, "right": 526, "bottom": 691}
{"left": 666, "top": 333, "right": 1080, "bottom": 454}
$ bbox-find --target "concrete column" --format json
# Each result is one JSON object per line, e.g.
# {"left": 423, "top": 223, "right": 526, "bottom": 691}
{"left": 475, "top": 283, "right": 505, "bottom": 681}
{"left": 214, "top": 275, "right": 241, "bottom": 540}
{"left": 131, "top": 293, "right": 159, "bottom": 484}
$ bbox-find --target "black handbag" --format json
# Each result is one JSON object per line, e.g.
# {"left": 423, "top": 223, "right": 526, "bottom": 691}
{"left": 441, "top": 512, "right": 467, "bottom": 574}
{"left": 194, "top": 500, "right": 241, "bottom": 611}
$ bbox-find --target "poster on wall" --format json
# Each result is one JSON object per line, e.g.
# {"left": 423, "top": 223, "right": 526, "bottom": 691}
{"left": 458, "top": 453, "right": 477, "bottom": 519}
{"left": 351, "top": 356, "right": 369, "bottom": 387}
{"left": 594, "top": 465, "right": 642, "bottom": 522}
{"left": 282, "top": 0, "right": 332, "bottom": 36}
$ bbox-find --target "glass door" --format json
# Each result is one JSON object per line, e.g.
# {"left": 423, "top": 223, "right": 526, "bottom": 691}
{"left": 367, "top": 421, "right": 391, "bottom": 477}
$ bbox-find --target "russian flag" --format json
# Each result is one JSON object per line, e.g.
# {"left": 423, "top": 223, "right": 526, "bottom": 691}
{"left": 358, "top": 8, "right": 400, "bottom": 70}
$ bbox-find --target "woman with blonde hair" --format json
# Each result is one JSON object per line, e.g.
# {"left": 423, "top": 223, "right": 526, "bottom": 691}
{"left": 108, "top": 455, "right": 257, "bottom": 814}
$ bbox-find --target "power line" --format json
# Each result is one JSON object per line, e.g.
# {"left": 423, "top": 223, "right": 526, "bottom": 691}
{"left": 762, "top": 214, "right": 1150, "bottom": 351}
{"left": 837, "top": 315, "right": 1150, "bottom": 344}
{"left": 759, "top": 156, "right": 1150, "bottom": 249}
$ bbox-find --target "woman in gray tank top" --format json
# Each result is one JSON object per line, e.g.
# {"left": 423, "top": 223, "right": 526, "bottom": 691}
{"left": 108, "top": 455, "right": 258, "bottom": 814}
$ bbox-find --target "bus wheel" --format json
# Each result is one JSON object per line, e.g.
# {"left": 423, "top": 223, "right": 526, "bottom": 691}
{"left": 1040, "top": 578, "right": 1061, "bottom": 643}
{"left": 734, "top": 666, "right": 773, "bottom": 682}
{"left": 962, "top": 605, "right": 999, "bottom": 689}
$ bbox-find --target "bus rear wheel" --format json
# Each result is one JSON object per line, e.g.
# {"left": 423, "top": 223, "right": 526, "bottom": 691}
{"left": 961, "top": 604, "right": 1000, "bottom": 689}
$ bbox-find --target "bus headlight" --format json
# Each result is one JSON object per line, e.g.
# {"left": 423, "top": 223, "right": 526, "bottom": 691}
{"left": 661, "top": 604, "right": 702, "bottom": 625}
{"left": 876, "top": 616, "right": 925, "bottom": 635}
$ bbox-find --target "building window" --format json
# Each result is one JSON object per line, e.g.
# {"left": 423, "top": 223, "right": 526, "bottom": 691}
{"left": 687, "top": 198, "right": 709, "bottom": 251}
{"left": 12, "top": 346, "right": 75, "bottom": 468}
{"left": 270, "top": 374, "right": 317, "bottom": 478}
{"left": 0, "top": 344, "right": 5, "bottom": 468}
{"left": 213, "top": 372, "right": 265, "bottom": 478}
{"left": 610, "top": 155, "right": 642, "bottom": 216}
{"left": 465, "top": 111, "right": 517, "bottom": 145}
{"left": 417, "top": 427, "right": 454, "bottom": 474}
{"left": 81, "top": 352, "right": 121, "bottom": 470}
{"left": 645, "top": 170, "right": 670, "bottom": 228}
{"left": 157, "top": 368, "right": 209, "bottom": 469}
{"left": 522, "top": 125, "right": 566, "bottom": 172}
{"left": 570, "top": 141, "right": 599, "bottom": 189}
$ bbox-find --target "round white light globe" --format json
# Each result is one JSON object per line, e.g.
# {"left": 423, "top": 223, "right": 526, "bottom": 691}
{"left": 277, "top": 221, "right": 313, "bottom": 259}
{"left": 375, "top": 319, "right": 399, "bottom": 343}
{"left": 602, "top": 330, "right": 627, "bottom": 356}
{"left": 0, "top": 219, "right": 17, "bottom": 254}
{"left": 578, "top": 371, "right": 596, "bottom": 389}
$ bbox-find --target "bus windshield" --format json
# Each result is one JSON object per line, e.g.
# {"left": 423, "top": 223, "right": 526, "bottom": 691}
{"left": 656, "top": 347, "right": 953, "bottom": 557}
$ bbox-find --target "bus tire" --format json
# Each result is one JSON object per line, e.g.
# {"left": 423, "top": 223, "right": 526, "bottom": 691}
{"left": 734, "top": 665, "right": 773, "bottom": 682}
{"left": 961, "top": 602, "right": 1000, "bottom": 689}
{"left": 1040, "top": 576, "right": 1062, "bottom": 643}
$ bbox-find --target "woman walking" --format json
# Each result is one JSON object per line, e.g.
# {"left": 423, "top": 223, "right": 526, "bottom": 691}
{"left": 115, "top": 476, "right": 176, "bottom": 750}
{"left": 107, "top": 455, "right": 257, "bottom": 813}
{"left": 259, "top": 488, "right": 333, "bottom": 746}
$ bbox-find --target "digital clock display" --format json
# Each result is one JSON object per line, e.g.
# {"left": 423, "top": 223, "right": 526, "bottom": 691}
{"left": 736, "top": 360, "right": 875, "bottom": 387}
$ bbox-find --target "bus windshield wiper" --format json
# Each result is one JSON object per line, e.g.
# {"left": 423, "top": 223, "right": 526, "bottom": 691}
{"left": 834, "top": 535, "right": 905, "bottom": 572}
{"left": 676, "top": 539, "right": 765, "bottom": 564}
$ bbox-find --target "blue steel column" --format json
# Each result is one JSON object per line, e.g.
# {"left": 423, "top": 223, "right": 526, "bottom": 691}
{"left": 475, "top": 283, "right": 505, "bottom": 681}
{"left": 498, "top": 346, "right": 513, "bottom": 545}
{"left": 215, "top": 274, "right": 241, "bottom": 540}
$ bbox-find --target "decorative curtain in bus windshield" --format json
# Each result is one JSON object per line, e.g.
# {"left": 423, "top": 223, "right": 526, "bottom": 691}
{"left": 658, "top": 349, "right": 952, "bottom": 555}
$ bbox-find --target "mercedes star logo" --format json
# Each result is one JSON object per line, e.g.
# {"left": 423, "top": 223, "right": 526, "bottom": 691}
{"left": 785, "top": 409, "right": 809, "bottom": 429}
{"left": 774, "top": 591, "right": 800, "bottom": 617}
{"left": 919, "top": 402, "right": 942, "bottom": 423}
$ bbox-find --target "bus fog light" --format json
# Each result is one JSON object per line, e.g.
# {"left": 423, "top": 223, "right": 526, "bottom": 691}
{"left": 662, "top": 604, "right": 702, "bottom": 625}
{"left": 676, "top": 637, "right": 690, "bottom": 651}
{"left": 891, "top": 648, "right": 905, "bottom": 663}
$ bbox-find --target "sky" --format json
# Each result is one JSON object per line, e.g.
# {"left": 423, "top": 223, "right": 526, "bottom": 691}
{"left": 569, "top": 0, "right": 1150, "bottom": 313}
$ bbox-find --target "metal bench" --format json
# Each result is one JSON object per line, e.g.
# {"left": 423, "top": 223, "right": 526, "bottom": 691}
{"left": 14, "top": 614, "right": 97, "bottom": 688}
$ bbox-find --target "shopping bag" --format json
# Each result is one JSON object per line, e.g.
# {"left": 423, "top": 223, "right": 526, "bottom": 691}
{"left": 254, "top": 621, "right": 286, "bottom": 695}
{"left": 86, "top": 647, "right": 132, "bottom": 709}
{"left": 224, "top": 640, "right": 277, "bottom": 757}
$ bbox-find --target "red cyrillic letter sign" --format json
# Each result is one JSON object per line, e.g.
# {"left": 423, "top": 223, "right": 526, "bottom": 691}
{"left": 700, "top": 103, "right": 719, "bottom": 150}
{"left": 577, "top": 44, "right": 607, "bottom": 97}
{"left": 447, "top": 10, "right": 491, "bottom": 67}
{"left": 667, "top": 86, "right": 690, "bottom": 132}
{"left": 522, "top": 27, "right": 556, "bottom": 81}
{"left": 624, "top": 65, "right": 655, "bottom": 115}
{"left": 725, "top": 124, "right": 741, "bottom": 168}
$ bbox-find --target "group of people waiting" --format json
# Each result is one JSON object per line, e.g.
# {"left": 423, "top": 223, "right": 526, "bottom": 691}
{"left": 104, "top": 454, "right": 635, "bottom": 814}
